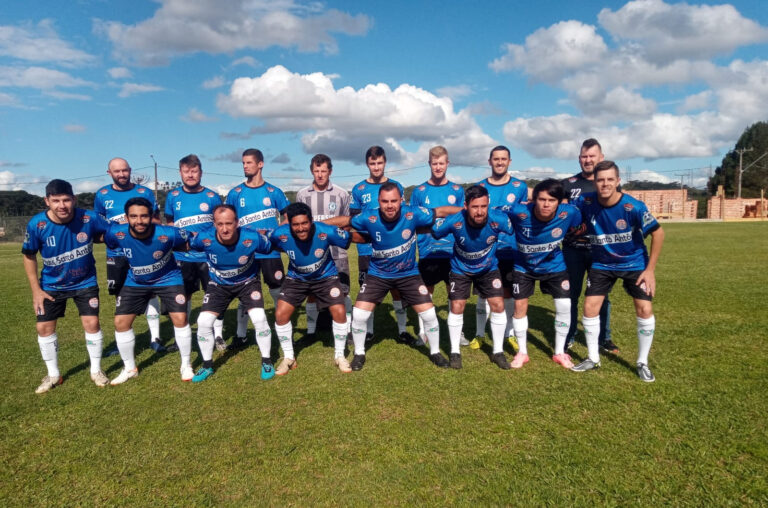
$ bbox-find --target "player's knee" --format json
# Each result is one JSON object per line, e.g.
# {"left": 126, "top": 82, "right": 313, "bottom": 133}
{"left": 197, "top": 311, "right": 217, "bottom": 330}
{"left": 351, "top": 307, "right": 371, "bottom": 330}
{"left": 554, "top": 298, "right": 571, "bottom": 315}
{"left": 417, "top": 307, "right": 437, "bottom": 328}
{"left": 247, "top": 307, "right": 268, "bottom": 327}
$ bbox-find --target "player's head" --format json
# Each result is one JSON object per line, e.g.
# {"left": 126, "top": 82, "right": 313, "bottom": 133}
{"left": 594, "top": 160, "right": 620, "bottom": 199}
{"left": 179, "top": 154, "right": 202, "bottom": 190}
{"left": 124, "top": 197, "right": 153, "bottom": 237}
{"left": 286, "top": 202, "right": 313, "bottom": 241}
{"left": 242, "top": 148, "right": 264, "bottom": 178}
{"left": 579, "top": 138, "right": 604, "bottom": 177}
{"left": 44, "top": 179, "right": 75, "bottom": 222}
{"left": 310, "top": 153, "right": 333, "bottom": 190}
{"left": 212, "top": 204, "right": 238, "bottom": 243}
{"left": 107, "top": 157, "right": 132, "bottom": 189}
{"left": 378, "top": 181, "right": 402, "bottom": 221}
{"left": 532, "top": 179, "right": 564, "bottom": 221}
{"left": 464, "top": 184, "right": 490, "bottom": 227}
{"left": 366, "top": 145, "right": 387, "bottom": 180}
{"left": 488, "top": 145, "right": 511, "bottom": 178}
{"left": 428, "top": 145, "right": 449, "bottom": 182}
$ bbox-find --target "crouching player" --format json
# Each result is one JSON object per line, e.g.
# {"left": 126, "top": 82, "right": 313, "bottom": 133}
{"left": 268, "top": 203, "right": 352, "bottom": 374}
{"left": 187, "top": 205, "right": 273, "bottom": 382}
{"left": 431, "top": 185, "right": 514, "bottom": 369}
{"left": 504, "top": 179, "right": 582, "bottom": 369}
{"left": 571, "top": 161, "right": 664, "bottom": 381}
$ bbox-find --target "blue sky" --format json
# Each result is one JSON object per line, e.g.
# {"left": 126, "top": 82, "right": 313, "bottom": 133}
{"left": 1, "top": 0, "right": 767, "bottom": 196}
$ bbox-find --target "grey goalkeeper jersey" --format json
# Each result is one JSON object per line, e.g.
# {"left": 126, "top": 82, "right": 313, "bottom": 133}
{"left": 296, "top": 183, "right": 351, "bottom": 260}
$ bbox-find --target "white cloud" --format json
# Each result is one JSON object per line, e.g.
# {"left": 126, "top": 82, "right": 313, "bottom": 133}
{"left": 570, "top": 86, "right": 657, "bottom": 120}
{"left": 0, "top": 91, "right": 19, "bottom": 106}
{"left": 96, "top": 0, "right": 371, "bottom": 66}
{"left": 108, "top": 67, "right": 132, "bottom": 79}
{"left": 0, "top": 66, "right": 94, "bottom": 90}
{"left": 202, "top": 75, "right": 226, "bottom": 89}
{"left": 678, "top": 90, "right": 712, "bottom": 113}
{"left": 180, "top": 107, "right": 217, "bottom": 122}
{"left": 45, "top": 90, "right": 91, "bottom": 100}
{"left": 631, "top": 169, "right": 674, "bottom": 184}
{"left": 63, "top": 123, "right": 86, "bottom": 133}
{"left": 436, "top": 84, "right": 474, "bottom": 100}
{"left": 230, "top": 56, "right": 259, "bottom": 68}
{"left": 0, "top": 20, "right": 95, "bottom": 67}
{"left": 117, "top": 82, "right": 165, "bottom": 98}
{"left": 0, "top": 169, "right": 44, "bottom": 191}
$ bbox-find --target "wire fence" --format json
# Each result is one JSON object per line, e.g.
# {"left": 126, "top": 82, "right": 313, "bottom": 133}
{"left": 0, "top": 216, "right": 32, "bottom": 242}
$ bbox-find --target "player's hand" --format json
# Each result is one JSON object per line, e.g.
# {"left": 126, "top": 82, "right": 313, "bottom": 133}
{"left": 635, "top": 269, "right": 656, "bottom": 297}
{"left": 33, "top": 289, "right": 55, "bottom": 316}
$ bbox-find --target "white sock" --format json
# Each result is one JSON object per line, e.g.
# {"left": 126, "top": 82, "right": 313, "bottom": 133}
{"left": 513, "top": 316, "right": 528, "bottom": 356}
{"left": 637, "top": 315, "right": 655, "bottom": 365}
{"left": 197, "top": 312, "right": 217, "bottom": 362}
{"left": 447, "top": 312, "right": 463, "bottom": 354}
{"left": 38, "top": 333, "right": 60, "bottom": 378}
{"left": 553, "top": 298, "right": 571, "bottom": 355}
{"left": 489, "top": 311, "right": 507, "bottom": 354}
{"left": 174, "top": 325, "right": 193, "bottom": 369}
{"left": 366, "top": 313, "right": 374, "bottom": 335}
{"left": 213, "top": 318, "right": 224, "bottom": 339}
{"left": 344, "top": 296, "right": 353, "bottom": 334}
{"left": 504, "top": 298, "right": 515, "bottom": 338}
{"left": 84, "top": 330, "right": 103, "bottom": 374}
{"left": 275, "top": 322, "right": 294, "bottom": 360}
{"left": 352, "top": 307, "right": 371, "bottom": 355}
{"left": 305, "top": 302, "right": 318, "bottom": 334}
{"left": 393, "top": 300, "right": 407, "bottom": 335}
{"left": 248, "top": 307, "right": 272, "bottom": 359}
{"left": 333, "top": 320, "right": 348, "bottom": 358}
{"left": 236, "top": 303, "right": 249, "bottom": 338}
{"left": 419, "top": 307, "right": 440, "bottom": 355}
{"left": 475, "top": 297, "right": 488, "bottom": 338}
{"left": 114, "top": 329, "right": 136, "bottom": 371}
{"left": 418, "top": 293, "right": 433, "bottom": 337}
{"left": 582, "top": 315, "right": 601, "bottom": 363}
{"left": 146, "top": 297, "right": 161, "bottom": 341}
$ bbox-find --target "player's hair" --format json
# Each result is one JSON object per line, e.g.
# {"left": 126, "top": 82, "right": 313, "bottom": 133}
{"left": 464, "top": 184, "right": 489, "bottom": 205}
{"left": 429, "top": 145, "right": 448, "bottom": 161}
{"left": 581, "top": 138, "right": 602, "bottom": 153}
{"left": 285, "top": 202, "right": 313, "bottom": 222}
{"left": 310, "top": 153, "right": 333, "bottom": 171}
{"left": 532, "top": 179, "right": 565, "bottom": 202}
{"left": 365, "top": 145, "right": 387, "bottom": 162}
{"left": 212, "top": 204, "right": 237, "bottom": 219}
{"left": 594, "top": 160, "right": 619, "bottom": 177}
{"left": 242, "top": 148, "right": 264, "bottom": 163}
{"left": 489, "top": 145, "right": 511, "bottom": 159}
{"left": 124, "top": 197, "right": 153, "bottom": 215}
{"left": 378, "top": 181, "right": 401, "bottom": 197}
{"left": 45, "top": 179, "right": 74, "bottom": 197}
{"left": 179, "top": 154, "right": 202, "bottom": 170}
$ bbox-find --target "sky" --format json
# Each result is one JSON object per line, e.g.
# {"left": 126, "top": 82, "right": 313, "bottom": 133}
{"left": 1, "top": 0, "right": 767, "bottom": 197}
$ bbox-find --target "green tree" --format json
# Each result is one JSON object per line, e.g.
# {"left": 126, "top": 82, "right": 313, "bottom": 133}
{"left": 708, "top": 121, "right": 768, "bottom": 198}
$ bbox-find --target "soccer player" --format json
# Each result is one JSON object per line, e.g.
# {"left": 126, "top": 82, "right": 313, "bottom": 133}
{"left": 431, "top": 185, "right": 513, "bottom": 370}
{"left": 187, "top": 205, "right": 274, "bottom": 382}
{"left": 504, "top": 179, "right": 582, "bottom": 369}
{"left": 570, "top": 161, "right": 664, "bottom": 382}
{"left": 268, "top": 203, "right": 352, "bottom": 374}
{"left": 22, "top": 179, "right": 110, "bottom": 393}
{"left": 474, "top": 146, "right": 528, "bottom": 350}
{"left": 295, "top": 154, "right": 352, "bottom": 340}
{"left": 104, "top": 197, "right": 194, "bottom": 385}
{"left": 94, "top": 157, "right": 165, "bottom": 352}
{"left": 561, "top": 139, "right": 615, "bottom": 353}
{"left": 164, "top": 154, "right": 225, "bottom": 350}
{"left": 225, "top": 148, "right": 289, "bottom": 348}
{"left": 410, "top": 145, "right": 465, "bottom": 344}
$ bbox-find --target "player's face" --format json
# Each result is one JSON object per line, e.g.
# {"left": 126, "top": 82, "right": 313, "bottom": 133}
{"left": 108, "top": 160, "right": 132, "bottom": 188}
{"left": 579, "top": 145, "right": 604, "bottom": 176}
{"left": 45, "top": 194, "right": 75, "bottom": 222}
{"left": 429, "top": 155, "right": 448, "bottom": 182}
{"left": 367, "top": 156, "right": 386, "bottom": 180}
{"left": 289, "top": 214, "right": 312, "bottom": 241}
{"left": 465, "top": 195, "right": 489, "bottom": 227}
{"left": 488, "top": 150, "right": 510, "bottom": 178}
{"left": 311, "top": 163, "right": 331, "bottom": 189}
{"left": 214, "top": 209, "right": 238, "bottom": 243}
{"left": 595, "top": 168, "right": 620, "bottom": 199}
{"left": 378, "top": 188, "right": 402, "bottom": 221}
{"left": 242, "top": 155, "right": 263, "bottom": 178}
{"left": 180, "top": 164, "right": 202, "bottom": 190}
{"left": 534, "top": 190, "right": 558, "bottom": 221}
{"left": 127, "top": 205, "right": 152, "bottom": 237}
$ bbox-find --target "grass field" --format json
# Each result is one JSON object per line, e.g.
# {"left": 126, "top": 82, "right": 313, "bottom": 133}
{"left": 1, "top": 222, "right": 767, "bottom": 506}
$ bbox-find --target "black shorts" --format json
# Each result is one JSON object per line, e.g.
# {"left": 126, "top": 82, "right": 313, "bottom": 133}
{"left": 279, "top": 276, "right": 346, "bottom": 310}
{"left": 180, "top": 261, "right": 211, "bottom": 296}
{"left": 418, "top": 257, "right": 451, "bottom": 287}
{"left": 106, "top": 256, "right": 130, "bottom": 296}
{"left": 357, "top": 255, "right": 370, "bottom": 286}
{"left": 497, "top": 258, "right": 516, "bottom": 291}
{"left": 512, "top": 270, "right": 570, "bottom": 300}
{"left": 333, "top": 257, "right": 351, "bottom": 295}
{"left": 585, "top": 269, "right": 653, "bottom": 301}
{"left": 201, "top": 279, "right": 265, "bottom": 315}
{"left": 37, "top": 286, "right": 100, "bottom": 322}
{"left": 449, "top": 270, "right": 504, "bottom": 301}
{"left": 259, "top": 257, "right": 285, "bottom": 289}
{"left": 356, "top": 274, "right": 432, "bottom": 307}
{"left": 115, "top": 285, "right": 188, "bottom": 315}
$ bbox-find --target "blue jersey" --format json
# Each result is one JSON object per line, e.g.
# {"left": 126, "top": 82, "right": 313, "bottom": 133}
{"left": 477, "top": 177, "right": 527, "bottom": 260}
{"left": 164, "top": 186, "right": 222, "bottom": 263}
{"left": 350, "top": 178, "right": 404, "bottom": 257}
{"left": 269, "top": 222, "right": 351, "bottom": 281}
{"left": 350, "top": 205, "right": 434, "bottom": 279}
{"left": 432, "top": 209, "right": 513, "bottom": 275}
{"left": 104, "top": 224, "right": 185, "bottom": 287}
{"left": 573, "top": 192, "right": 660, "bottom": 271}
{"left": 22, "top": 209, "right": 109, "bottom": 291}
{"left": 505, "top": 203, "right": 582, "bottom": 274}
{"left": 410, "top": 181, "right": 464, "bottom": 259}
{"left": 189, "top": 228, "right": 272, "bottom": 285}
{"left": 225, "top": 181, "right": 289, "bottom": 260}
{"left": 94, "top": 184, "right": 158, "bottom": 258}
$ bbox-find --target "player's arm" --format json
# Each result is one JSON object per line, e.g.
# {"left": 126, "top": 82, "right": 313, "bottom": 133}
{"left": 433, "top": 205, "right": 463, "bottom": 218}
{"left": 23, "top": 253, "right": 54, "bottom": 315}
{"left": 322, "top": 215, "right": 351, "bottom": 227}
{"left": 636, "top": 226, "right": 664, "bottom": 297}
{"left": 348, "top": 230, "right": 370, "bottom": 244}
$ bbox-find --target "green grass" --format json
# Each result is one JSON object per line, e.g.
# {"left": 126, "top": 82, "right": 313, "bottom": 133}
{"left": 1, "top": 222, "right": 767, "bottom": 506}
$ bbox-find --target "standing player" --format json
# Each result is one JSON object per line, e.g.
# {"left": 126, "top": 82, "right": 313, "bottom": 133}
{"left": 431, "top": 185, "right": 513, "bottom": 369}
{"left": 268, "top": 203, "right": 352, "bottom": 374}
{"left": 22, "top": 180, "right": 110, "bottom": 393}
{"left": 504, "top": 179, "right": 582, "bottom": 369}
{"left": 225, "top": 148, "right": 289, "bottom": 348}
{"left": 295, "top": 154, "right": 352, "bottom": 340}
{"left": 571, "top": 161, "right": 664, "bottom": 382}
{"left": 104, "top": 198, "right": 194, "bottom": 384}
{"left": 409, "top": 146, "right": 465, "bottom": 344}
{"left": 164, "top": 154, "right": 225, "bottom": 351}
{"left": 94, "top": 158, "right": 165, "bottom": 352}
{"left": 561, "top": 139, "right": 615, "bottom": 353}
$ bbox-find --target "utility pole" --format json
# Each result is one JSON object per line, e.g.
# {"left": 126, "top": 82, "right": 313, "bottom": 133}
{"left": 150, "top": 155, "right": 159, "bottom": 204}
{"left": 675, "top": 172, "right": 687, "bottom": 218}
{"left": 735, "top": 147, "right": 753, "bottom": 198}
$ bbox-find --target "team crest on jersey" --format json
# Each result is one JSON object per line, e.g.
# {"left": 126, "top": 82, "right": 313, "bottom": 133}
{"left": 158, "top": 235, "right": 169, "bottom": 243}
{"left": 561, "top": 280, "right": 570, "bottom": 291}
{"left": 487, "top": 235, "right": 496, "bottom": 244}
{"left": 405, "top": 212, "right": 414, "bottom": 220}
{"left": 616, "top": 219, "right": 627, "bottom": 230}
{"left": 558, "top": 211, "right": 568, "bottom": 219}
{"left": 203, "top": 238, "right": 212, "bottom": 246}
{"left": 329, "top": 202, "right": 337, "bottom": 211}
{"left": 279, "top": 235, "right": 288, "bottom": 243}
{"left": 517, "top": 213, "right": 528, "bottom": 220}
{"left": 199, "top": 203, "right": 209, "bottom": 212}
{"left": 314, "top": 248, "right": 324, "bottom": 258}
{"left": 238, "top": 255, "right": 248, "bottom": 265}
{"left": 552, "top": 227, "right": 563, "bottom": 238}
{"left": 242, "top": 239, "right": 253, "bottom": 247}
{"left": 401, "top": 229, "right": 411, "bottom": 239}
{"left": 275, "top": 271, "right": 283, "bottom": 280}
{"left": 262, "top": 197, "right": 271, "bottom": 206}
{"left": 175, "top": 294, "right": 186, "bottom": 304}
{"left": 251, "top": 291, "right": 262, "bottom": 301}
{"left": 115, "top": 231, "right": 126, "bottom": 240}
{"left": 357, "top": 184, "right": 365, "bottom": 190}
{"left": 418, "top": 185, "right": 425, "bottom": 191}
{"left": 492, "top": 278, "right": 502, "bottom": 289}
{"left": 368, "top": 215, "right": 377, "bottom": 224}
{"left": 235, "top": 186, "right": 242, "bottom": 193}
{"left": 319, "top": 233, "right": 327, "bottom": 240}
{"left": 100, "top": 188, "right": 108, "bottom": 194}
{"left": 88, "top": 297, "right": 99, "bottom": 309}
{"left": 330, "top": 287, "right": 340, "bottom": 298}
{"left": 37, "top": 221, "right": 47, "bottom": 229}
{"left": 452, "top": 184, "right": 460, "bottom": 190}
{"left": 76, "top": 232, "right": 88, "bottom": 243}
{"left": 152, "top": 250, "right": 164, "bottom": 260}
{"left": 207, "top": 191, "right": 215, "bottom": 198}
{"left": 172, "top": 190, "right": 180, "bottom": 196}
{"left": 507, "top": 194, "right": 517, "bottom": 203}
{"left": 137, "top": 188, "right": 145, "bottom": 194}
{"left": 82, "top": 215, "right": 90, "bottom": 223}
{"left": 448, "top": 195, "right": 456, "bottom": 204}
{"left": 642, "top": 211, "right": 654, "bottom": 226}
{"left": 624, "top": 203, "right": 634, "bottom": 211}
{"left": 490, "top": 221, "right": 498, "bottom": 229}
{"left": 585, "top": 197, "right": 593, "bottom": 204}
{"left": 418, "top": 285, "right": 428, "bottom": 295}
{"left": 454, "top": 221, "right": 463, "bottom": 230}
{"left": 267, "top": 186, "right": 274, "bottom": 192}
